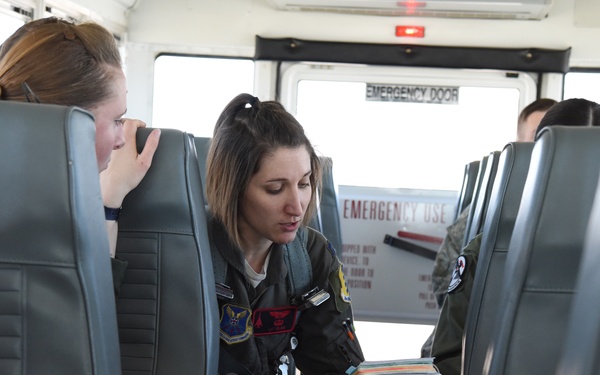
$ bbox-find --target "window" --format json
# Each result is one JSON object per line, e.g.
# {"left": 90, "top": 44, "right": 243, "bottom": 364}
{"left": 281, "top": 63, "right": 536, "bottom": 361}
{"left": 152, "top": 55, "right": 254, "bottom": 136}
{"left": 298, "top": 80, "right": 520, "bottom": 191}
{"left": 0, "top": 10, "right": 25, "bottom": 43}
{"left": 564, "top": 71, "right": 600, "bottom": 103}
{"left": 284, "top": 64, "right": 533, "bottom": 191}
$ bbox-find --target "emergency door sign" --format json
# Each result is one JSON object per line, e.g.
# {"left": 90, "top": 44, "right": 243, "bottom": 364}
{"left": 366, "top": 83, "right": 459, "bottom": 104}
{"left": 338, "top": 185, "right": 456, "bottom": 324}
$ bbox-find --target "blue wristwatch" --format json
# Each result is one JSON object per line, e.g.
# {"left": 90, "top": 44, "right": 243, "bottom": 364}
{"left": 104, "top": 206, "right": 122, "bottom": 221}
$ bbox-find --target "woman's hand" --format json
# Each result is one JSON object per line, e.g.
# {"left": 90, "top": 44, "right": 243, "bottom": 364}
{"left": 100, "top": 118, "right": 161, "bottom": 208}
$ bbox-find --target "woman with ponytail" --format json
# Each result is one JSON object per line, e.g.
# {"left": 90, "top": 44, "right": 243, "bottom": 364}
{"left": 206, "top": 93, "right": 364, "bottom": 375}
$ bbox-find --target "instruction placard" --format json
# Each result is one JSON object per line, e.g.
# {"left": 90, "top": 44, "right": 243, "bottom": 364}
{"left": 366, "top": 84, "right": 459, "bottom": 104}
{"left": 339, "top": 185, "right": 456, "bottom": 324}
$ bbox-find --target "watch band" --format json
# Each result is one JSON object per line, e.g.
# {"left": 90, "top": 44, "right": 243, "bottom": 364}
{"left": 104, "top": 206, "right": 122, "bottom": 221}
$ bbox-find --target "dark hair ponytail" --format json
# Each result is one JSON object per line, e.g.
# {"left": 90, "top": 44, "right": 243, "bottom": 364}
{"left": 206, "top": 93, "right": 322, "bottom": 249}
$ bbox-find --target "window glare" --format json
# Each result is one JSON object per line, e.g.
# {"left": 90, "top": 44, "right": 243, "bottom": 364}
{"left": 296, "top": 80, "right": 519, "bottom": 191}
{"left": 152, "top": 56, "right": 254, "bottom": 137}
{"left": 354, "top": 321, "right": 434, "bottom": 360}
{"left": 0, "top": 13, "right": 24, "bottom": 43}
{"left": 564, "top": 72, "right": 600, "bottom": 103}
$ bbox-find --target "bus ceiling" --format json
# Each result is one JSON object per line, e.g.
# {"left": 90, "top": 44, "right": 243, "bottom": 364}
{"left": 270, "top": 0, "right": 554, "bottom": 21}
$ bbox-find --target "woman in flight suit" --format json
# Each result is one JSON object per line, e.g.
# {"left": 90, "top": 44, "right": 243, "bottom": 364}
{"left": 205, "top": 93, "right": 365, "bottom": 374}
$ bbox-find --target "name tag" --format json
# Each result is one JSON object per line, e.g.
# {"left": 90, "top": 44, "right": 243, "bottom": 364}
{"left": 252, "top": 306, "right": 298, "bottom": 336}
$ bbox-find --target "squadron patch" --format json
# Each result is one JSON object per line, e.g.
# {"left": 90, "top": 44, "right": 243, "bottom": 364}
{"left": 219, "top": 303, "right": 252, "bottom": 344}
{"left": 329, "top": 263, "right": 352, "bottom": 313}
{"left": 252, "top": 306, "right": 298, "bottom": 336}
{"left": 447, "top": 256, "right": 467, "bottom": 293}
{"left": 338, "top": 264, "right": 352, "bottom": 303}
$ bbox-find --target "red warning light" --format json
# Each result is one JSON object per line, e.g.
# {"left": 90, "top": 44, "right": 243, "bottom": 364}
{"left": 396, "top": 25, "right": 425, "bottom": 38}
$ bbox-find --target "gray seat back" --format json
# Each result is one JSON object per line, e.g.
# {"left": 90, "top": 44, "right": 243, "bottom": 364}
{"left": 463, "top": 151, "right": 501, "bottom": 248}
{"left": 461, "top": 154, "right": 488, "bottom": 246}
{"left": 116, "top": 129, "right": 219, "bottom": 375}
{"left": 555, "top": 172, "right": 600, "bottom": 375}
{"left": 309, "top": 157, "right": 343, "bottom": 252}
{"left": 485, "top": 126, "right": 600, "bottom": 375}
{"left": 462, "top": 142, "right": 534, "bottom": 375}
{"left": 193, "top": 136, "right": 211, "bottom": 205}
{"left": 0, "top": 101, "right": 120, "bottom": 375}
{"left": 455, "top": 160, "right": 480, "bottom": 221}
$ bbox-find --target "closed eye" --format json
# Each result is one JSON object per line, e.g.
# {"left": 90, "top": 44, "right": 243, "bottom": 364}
{"left": 267, "top": 185, "right": 284, "bottom": 194}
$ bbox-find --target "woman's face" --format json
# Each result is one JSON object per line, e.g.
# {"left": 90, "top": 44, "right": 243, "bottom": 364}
{"left": 90, "top": 68, "right": 127, "bottom": 171}
{"left": 238, "top": 146, "right": 312, "bottom": 249}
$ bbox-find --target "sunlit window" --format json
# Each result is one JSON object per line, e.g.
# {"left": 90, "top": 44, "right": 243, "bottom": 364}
{"left": 296, "top": 80, "right": 519, "bottom": 191}
{"left": 283, "top": 64, "right": 533, "bottom": 362}
{"left": 564, "top": 71, "right": 600, "bottom": 103}
{"left": 152, "top": 55, "right": 254, "bottom": 137}
{"left": 0, "top": 11, "right": 25, "bottom": 44}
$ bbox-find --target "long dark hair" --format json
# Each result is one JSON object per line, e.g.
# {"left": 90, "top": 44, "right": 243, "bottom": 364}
{"left": 535, "top": 98, "right": 600, "bottom": 139}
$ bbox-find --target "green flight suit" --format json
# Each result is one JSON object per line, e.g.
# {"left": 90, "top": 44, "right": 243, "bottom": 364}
{"left": 431, "top": 233, "right": 482, "bottom": 375}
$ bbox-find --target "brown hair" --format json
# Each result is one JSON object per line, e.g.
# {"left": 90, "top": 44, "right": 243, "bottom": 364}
{"left": 0, "top": 17, "right": 121, "bottom": 109}
{"left": 517, "top": 98, "right": 557, "bottom": 141}
{"left": 206, "top": 93, "right": 322, "bottom": 249}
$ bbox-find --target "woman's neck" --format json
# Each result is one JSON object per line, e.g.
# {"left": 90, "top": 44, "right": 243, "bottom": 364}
{"left": 240, "top": 239, "right": 273, "bottom": 274}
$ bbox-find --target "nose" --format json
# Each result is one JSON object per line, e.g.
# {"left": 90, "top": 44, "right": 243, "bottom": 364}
{"left": 285, "top": 187, "right": 304, "bottom": 217}
{"left": 113, "top": 126, "right": 126, "bottom": 150}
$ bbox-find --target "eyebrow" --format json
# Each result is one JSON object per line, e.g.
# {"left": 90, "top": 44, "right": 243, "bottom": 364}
{"left": 265, "top": 170, "right": 312, "bottom": 183}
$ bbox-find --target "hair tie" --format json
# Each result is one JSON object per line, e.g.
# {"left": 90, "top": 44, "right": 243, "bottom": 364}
{"left": 63, "top": 29, "right": 76, "bottom": 41}
{"left": 248, "top": 96, "right": 259, "bottom": 108}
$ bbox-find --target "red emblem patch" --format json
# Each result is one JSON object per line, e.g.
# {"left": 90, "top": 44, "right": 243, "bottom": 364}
{"left": 252, "top": 306, "right": 298, "bottom": 336}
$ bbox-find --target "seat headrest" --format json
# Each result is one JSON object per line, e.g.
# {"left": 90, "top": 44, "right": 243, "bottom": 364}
{"left": 488, "top": 126, "right": 600, "bottom": 375}
{"left": 0, "top": 100, "right": 120, "bottom": 375}
{"left": 0, "top": 101, "right": 105, "bottom": 263}
{"left": 119, "top": 128, "right": 206, "bottom": 233}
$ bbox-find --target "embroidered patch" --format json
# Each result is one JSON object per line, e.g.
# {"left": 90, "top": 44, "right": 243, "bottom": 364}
{"left": 338, "top": 264, "right": 352, "bottom": 303}
{"left": 252, "top": 306, "right": 298, "bottom": 336}
{"left": 330, "top": 263, "right": 352, "bottom": 312}
{"left": 327, "top": 241, "right": 337, "bottom": 257}
{"left": 220, "top": 303, "right": 252, "bottom": 344}
{"left": 447, "top": 256, "right": 467, "bottom": 293}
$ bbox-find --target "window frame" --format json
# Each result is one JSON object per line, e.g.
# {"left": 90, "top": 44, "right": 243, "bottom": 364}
{"left": 280, "top": 63, "right": 538, "bottom": 115}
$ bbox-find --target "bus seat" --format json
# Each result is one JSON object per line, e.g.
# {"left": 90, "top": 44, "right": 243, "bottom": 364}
{"left": 461, "top": 155, "right": 489, "bottom": 247}
{"left": 193, "top": 136, "right": 343, "bottom": 251}
{"left": 0, "top": 101, "right": 120, "bottom": 375}
{"left": 115, "top": 129, "right": 219, "bottom": 375}
{"left": 555, "top": 171, "right": 600, "bottom": 375}
{"left": 462, "top": 142, "right": 534, "bottom": 375}
{"left": 311, "top": 157, "right": 343, "bottom": 253}
{"left": 484, "top": 127, "right": 600, "bottom": 375}
{"left": 462, "top": 151, "right": 501, "bottom": 248}
{"left": 454, "top": 160, "right": 480, "bottom": 221}
{"left": 193, "top": 136, "right": 210, "bottom": 205}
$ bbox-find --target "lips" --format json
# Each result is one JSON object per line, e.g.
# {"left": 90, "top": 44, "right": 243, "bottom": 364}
{"left": 281, "top": 220, "right": 300, "bottom": 232}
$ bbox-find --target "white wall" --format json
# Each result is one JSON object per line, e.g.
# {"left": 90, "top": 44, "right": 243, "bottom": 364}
{"left": 54, "top": 0, "right": 132, "bottom": 33}
{"left": 124, "top": 0, "right": 600, "bottom": 66}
